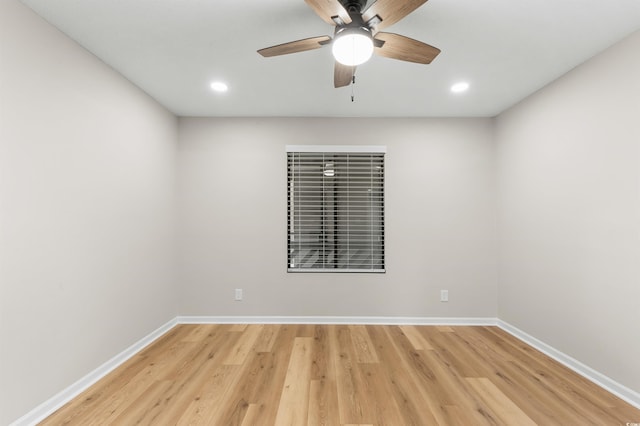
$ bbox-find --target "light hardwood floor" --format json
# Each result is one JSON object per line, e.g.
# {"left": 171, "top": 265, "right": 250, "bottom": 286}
{"left": 40, "top": 324, "right": 640, "bottom": 425}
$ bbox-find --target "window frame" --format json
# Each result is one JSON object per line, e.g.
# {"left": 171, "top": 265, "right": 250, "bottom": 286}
{"left": 286, "top": 145, "right": 386, "bottom": 273}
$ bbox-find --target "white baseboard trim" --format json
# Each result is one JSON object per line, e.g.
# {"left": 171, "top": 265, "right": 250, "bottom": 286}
{"left": 11, "top": 317, "right": 179, "bottom": 426}
{"left": 177, "top": 315, "right": 499, "bottom": 326}
{"left": 497, "top": 320, "right": 640, "bottom": 410}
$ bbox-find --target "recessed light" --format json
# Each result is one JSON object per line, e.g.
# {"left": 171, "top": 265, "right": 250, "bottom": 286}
{"left": 210, "top": 81, "right": 228, "bottom": 93}
{"left": 451, "top": 82, "right": 470, "bottom": 94}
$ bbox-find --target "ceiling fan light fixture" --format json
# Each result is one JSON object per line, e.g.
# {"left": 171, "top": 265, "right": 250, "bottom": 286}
{"left": 332, "top": 27, "right": 374, "bottom": 66}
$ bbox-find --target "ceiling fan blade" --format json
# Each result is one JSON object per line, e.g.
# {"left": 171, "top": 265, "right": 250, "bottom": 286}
{"left": 258, "top": 36, "right": 332, "bottom": 57}
{"left": 305, "top": 0, "right": 352, "bottom": 25}
{"left": 334, "top": 62, "right": 355, "bottom": 88}
{"left": 374, "top": 32, "right": 440, "bottom": 64}
{"left": 363, "top": 0, "right": 427, "bottom": 31}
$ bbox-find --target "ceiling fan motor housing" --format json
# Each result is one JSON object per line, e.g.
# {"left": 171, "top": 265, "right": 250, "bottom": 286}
{"left": 339, "top": 0, "right": 368, "bottom": 15}
{"left": 334, "top": 0, "right": 370, "bottom": 34}
{"left": 336, "top": 0, "right": 381, "bottom": 34}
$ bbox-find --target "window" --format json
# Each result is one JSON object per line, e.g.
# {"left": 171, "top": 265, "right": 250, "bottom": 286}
{"left": 287, "top": 145, "right": 385, "bottom": 272}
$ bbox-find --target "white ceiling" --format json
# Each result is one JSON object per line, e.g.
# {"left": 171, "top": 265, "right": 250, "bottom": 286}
{"left": 20, "top": 0, "right": 640, "bottom": 117}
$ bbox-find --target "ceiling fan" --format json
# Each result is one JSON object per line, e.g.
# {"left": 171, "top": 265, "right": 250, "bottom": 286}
{"left": 257, "top": 0, "right": 441, "bottom": 88}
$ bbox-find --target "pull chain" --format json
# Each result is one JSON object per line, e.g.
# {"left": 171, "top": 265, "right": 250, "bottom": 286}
{"left": 351, "top": 71, "right": 356, "bottom": 102}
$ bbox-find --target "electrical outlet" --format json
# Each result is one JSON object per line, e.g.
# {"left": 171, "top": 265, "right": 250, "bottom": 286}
{"left": 440, "top": 290, "right": 449, "bottom": 302}
{"left": 235, "top": 288, "right": 243, "bottom": 301}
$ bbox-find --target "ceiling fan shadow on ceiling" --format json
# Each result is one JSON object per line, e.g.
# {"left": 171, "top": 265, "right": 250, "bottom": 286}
{"left": 257, "top": 0, "right": 441, "bottom": 88}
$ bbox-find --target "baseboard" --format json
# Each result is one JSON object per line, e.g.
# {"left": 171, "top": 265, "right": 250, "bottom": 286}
{"left": 177, "top": 315, "right": 499, "bottom": 326}
{"left": 497, "top": 320, "right": 640, "bottom": 410}
{"left": 10, "top": 317, "right": 179, "bottom": 426}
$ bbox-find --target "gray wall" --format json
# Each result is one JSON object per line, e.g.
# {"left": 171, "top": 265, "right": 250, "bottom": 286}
{"left": 177, "top": 118, "right": 498, "bottom": 318}
{"left": 0, "top": 1, "right": 178, "bottom": 423}
{"left": 496, "top": 30, "right": 640, "bottom": 394}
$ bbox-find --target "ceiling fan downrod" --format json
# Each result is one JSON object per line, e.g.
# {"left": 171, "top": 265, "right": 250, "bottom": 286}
{"left": 339, "top": 0, "right": 367, "bottom": 15}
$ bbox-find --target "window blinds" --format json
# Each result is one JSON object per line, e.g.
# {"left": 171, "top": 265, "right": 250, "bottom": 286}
{"left": 287, "top": 149, "right": 385, "bottom": 272}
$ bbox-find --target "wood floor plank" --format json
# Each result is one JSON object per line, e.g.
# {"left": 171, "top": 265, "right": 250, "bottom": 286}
{"left": 440, "top": 328, "right": 570, "bottom": 425}
{"left": 331, "top": 326, "right": 377, "bottom": 425}
{"left": 310, "top": 325, "right": 333, "bottom": 381}
{"left": 399, "top": 324, "right": 434, "bottom": 351}
{"left": 366, "top": 325, "right": 443, "bottom": 425}
{"left": 472, "top": 328, "right": 598, "bottom": 425}
{"left": 357, "top": 362, "right": 406, "bottom": 425}
{"left": 181, "top": 323, "right": 217, "bottom": 342}
{"left": 274, "top": 337, "right": 314, "bottom": 425}
{"left": 229, "top": 324, "right": 248, "bottom": 332}
{"left": 240, "top": 403, "right": 263, "bottom": 426}
{"left": 213, "top": 325, "right": 298, "bottom": 425}
{"left": 145, "top": 326, "right": 247, "bottom": 424}
{"left": 382, "top": 326, "right": 456, "bottom": 418}
{"left": 466, "top": 377, "right": 537, "bottom": 426}
{"left": 422, "top": 335, "right": 522, "bottom": 425}
{"left": 307, "top": 379, "right": 338, "bottom": 426}
{"left": 253, "top": 324, "right": 280, "bottom": 353}
{"left": 174, "top": 364, "right": 241, "bottom": 425}
{"left": 164, "top": 324, "right": 236, "bottom": 380}
{"left": 110, "top": 379, "right": 174, "bottom": 424}
{"left": 223, "top": 324, "right": 264, "bottom": 365}
{"left": 307, "top": 326, "right": 340, "bottom": 426}
{"left": 40, "top": 324, "right": 640, "bottom": 425}
{"left": 422, "top": 326, "right": 484, "bottom": 378}
{"left": 295, "top": 324, "right": 316, "bottom": 338}
{"left": 348, "top": 325, "right": 379, "bottom": 363}
{"left": 214, "top": 351, "right": 275, "bottom": 425}
{"left": 246, "top": 324, "right": 299, "bottom": 425}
